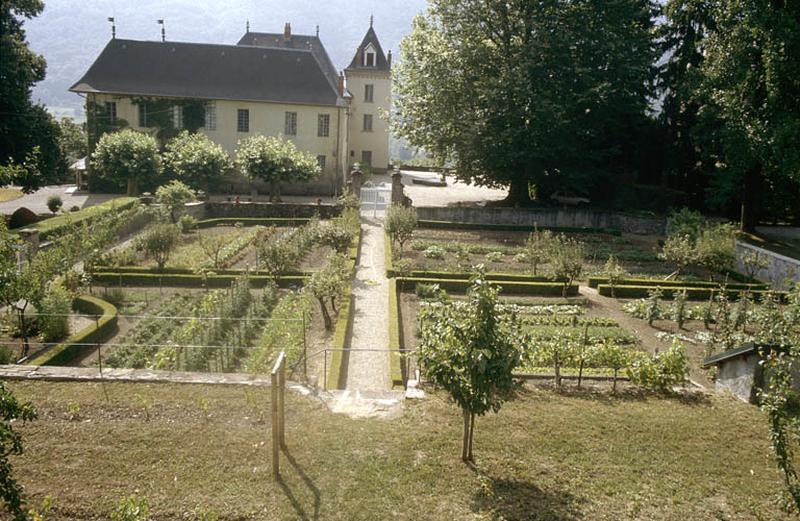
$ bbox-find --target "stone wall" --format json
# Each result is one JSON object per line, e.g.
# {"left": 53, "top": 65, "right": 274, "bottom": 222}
{"left": 414, "top": 206, "right": 666, "bottom": 235}
{"left": 715, "top": 353, "right": 760, "bottom": 403}
{"left": 735, "top": 241, "right": 800, "bottom": 290}
{"left": 205, "top": 201, "right": 342, "bottom": 219}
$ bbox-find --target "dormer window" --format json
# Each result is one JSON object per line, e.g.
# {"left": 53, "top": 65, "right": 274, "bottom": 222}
{"left": 363, "top": 43, "right": 376, "bottom": 67}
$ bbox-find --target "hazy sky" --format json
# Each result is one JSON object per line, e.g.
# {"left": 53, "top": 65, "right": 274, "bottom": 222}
{"left": 25, "top": 0, "right": 427, "bottom": 118}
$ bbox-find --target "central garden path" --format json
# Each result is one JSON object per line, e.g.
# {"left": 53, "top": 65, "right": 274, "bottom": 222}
{"left": 345, "top": 217, "right": 390, "bottom": 391}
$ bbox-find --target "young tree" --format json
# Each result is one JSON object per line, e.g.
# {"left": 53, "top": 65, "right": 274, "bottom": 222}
{"left": 92, "top": 129, "right": 160, "bottom": 195}
{"left": 306, "top": 255, "right": 347, "bottom": 330}
{"left": 550, "top": 234, "right": 585, "bottom": 297}
{"left": 0, "top": 381, "right": 38, "bottom": 520}
{"left": 317, "top": 224, "right": 355, "bottom": 254}
{"left": 46, "top": 195, "right": 62, "bottom": 215}
{"left": 741, "top": 249, "right": 769, "bottom": 281}
{"left": 696, "top": 223, "right": 736, "bottom": 280}
{"left": 417, "top": 272, "right": 523, "bottom": 462}
{"left": 595, "top": 339, "right": 631, "bottom": 392}
{"left": 162, "top": 130, "right": 230, "bottom": 192}
{"left": 57, "top": 116, "right": 88, "bottom": 164}
{"left": 393, "top": 0, "right": 658, "bottom": 205}
{"left": 602, "top": 254, "right": 628, "bottom": 297}
{"left": 236, "top": 135, "right": 321, "bottom": 201}
{"left": 524, "top": 228, "right": 554, "bottom": 276}
{"left": 198, "top": 233, "right": 227, "bottom": 269}
{"left": 155, "top": 180, "right": 196, "bottom": 223}
{"left": 142, "top": 223, "right": 180, "bottom": 270}
{"left": 658, "top": 234, "right": 696, "bottom": 277}
{"left": 384, "top": 205, "right": 417, "bottom": 256}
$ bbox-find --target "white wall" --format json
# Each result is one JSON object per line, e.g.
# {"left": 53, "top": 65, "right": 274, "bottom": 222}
{"left": 346, "top": 69, "right": 391, "bottom": 171}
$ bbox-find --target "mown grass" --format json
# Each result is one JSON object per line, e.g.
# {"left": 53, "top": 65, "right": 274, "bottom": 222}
{"left": 8, "top": 380, "right": 789, "bottom": 520}
{"left": 0, "top": 187, "right": 23, "bottom": 202}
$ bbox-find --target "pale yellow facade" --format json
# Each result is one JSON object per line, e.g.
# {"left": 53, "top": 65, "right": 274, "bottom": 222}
{"left": 88, "top": 92, "right": 351, "bottom": 194}
{"left": 345, "top": 69, "right": 391, "bottom": 172}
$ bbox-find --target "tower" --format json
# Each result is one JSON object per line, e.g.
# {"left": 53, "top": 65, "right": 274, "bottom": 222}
{"left": 344, "top": 20, "right": 392, "bottom": 173}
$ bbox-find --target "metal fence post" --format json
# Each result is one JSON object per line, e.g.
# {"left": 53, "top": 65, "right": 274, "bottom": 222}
{"left": 271, "top": 369, "right": 279, "bottom": 479}
{"left": 279, "top": 360, "right": 285, "bottom": 449}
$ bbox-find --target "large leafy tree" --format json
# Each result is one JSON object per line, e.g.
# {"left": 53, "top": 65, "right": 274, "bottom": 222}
{"left": 393, "top": 0, "right": 658, "bottom": 205}
{"left": 698, "top": 1, "right": 800, "bottom": 227}
{"left": 416, "top": 272, "right": 523, "bottom": 462}
{"left": 57, "top": 117, "right": 88, "bottom": 165}
{"left": 0, "top": 0, "right": 64, "bottom": 190}
{"left": 91, "top": 129, "right": 160, "bottom": 196}
{"left": 162, "top": 130, "right": 230, "bottom": 192}
{"left": 236, "top": 134, "right": 320, "bottom": 201}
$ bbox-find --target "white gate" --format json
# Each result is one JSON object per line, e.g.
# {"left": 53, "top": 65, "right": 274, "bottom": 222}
{"left": 359, "top": 182, "right": 392, "bottom": 217}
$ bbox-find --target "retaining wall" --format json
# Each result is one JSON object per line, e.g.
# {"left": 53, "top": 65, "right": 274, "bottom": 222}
{"left": 414, "top": 206, "right": 665, "bottom": 235}
{"left": 205, "top": 201, "right": 342, "bottom": 219}
{"left": 735, "top": 241, "right": 800, "bottom": 290}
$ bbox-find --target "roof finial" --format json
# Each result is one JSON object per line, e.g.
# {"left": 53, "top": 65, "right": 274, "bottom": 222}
{"left": 316, "top": 24, "right": 319, "bottom": 37}
{"left": 157, "top": 19, "right": 165, "bottom": 42}
{"left": 108, "top": 17, "right": 116, "bottom": 39}
{"left": 246, "top": 19, "right": 250, "bottom": 33}
{"left": 369, "top": 14, "right": 373, "bottom": 28}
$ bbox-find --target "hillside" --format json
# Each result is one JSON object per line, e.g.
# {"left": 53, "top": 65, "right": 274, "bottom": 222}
{"left": 25, "top": 0, "right": 427, "bottom": 119}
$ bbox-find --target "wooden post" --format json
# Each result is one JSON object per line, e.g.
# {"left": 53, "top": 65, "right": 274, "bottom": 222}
{"left": 279, "top": 360, "right": 286, "bottom": 449}
{"left": 271, "top": 369, "right": 279, "bottom": 479}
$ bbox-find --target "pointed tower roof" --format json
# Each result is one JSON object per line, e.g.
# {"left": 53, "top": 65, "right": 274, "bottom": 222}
{"left": 346, "top": 25, "right": 390, "bottom": 72}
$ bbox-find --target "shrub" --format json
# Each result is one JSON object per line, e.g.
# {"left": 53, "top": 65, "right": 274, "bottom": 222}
{"left": 524, "top": 228, "right": 555, "bottom": 276}
{"left": 142, "top": 223, "right": 181, "bottom": 270}
{"left": 385, "top": 205, "right": 418, "bottom": 255}
{"left": 155, "top": 180, "right": 195, "bottom": 223}
{"left": 671, "top": 289, "right": 688, "bottom": 329}
{"left": 236, "top": 134, "right": 321, "bottom": 201}
{"left": 317, "top": 224, "right": 354, "bottom": 253}
{"left": 69, "top": 205, "right": 80, "bottom": 212}
{"left": 46, "top": 195, "right": 62, "bottom": 214}
{"left": 162, "top": 130, "right": 230, "bottom": 191}
{"left": 178, "top": 215, "right": 197, "bottom": 234}
{"left": 485, "top": 251, "right": 503, "bottom": 263}
{"left": 658, "top": 234, "right": 695, "bottom": 276}
{"left": 602, "top": 254, "right": 628, "bottom": 298}
{"left": 38, "top": 284, "right": 72, "bottom": 342}
{"left": 626, "top": 341, "right": 688, "bottom": 391}
{"left": 666, "top": 207, "right": 705, "bottom": 241}
{"left": 423, "top": 245, "right": 446, "bottom": 259}
{"left": 551, "top": 234, "right": 585, "bottom": 297}
{"left": 112, "top": 496, "right": 149, "bottom": 521}
{"left": 92, "top": 129, "right": 160, "bottom": 195}
{"left": 646, "top": 287, "right": 663, "bottom": 326}
{"left": 696, "top": 223, "right": 737, "bottom": 279}
{"left": 416, "top": 282, "right": 447, "bottom": 299}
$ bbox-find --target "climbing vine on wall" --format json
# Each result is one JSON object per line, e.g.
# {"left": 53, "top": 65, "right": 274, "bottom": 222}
{"left": 130, "top": 97, "right": 206, "bottom": 141}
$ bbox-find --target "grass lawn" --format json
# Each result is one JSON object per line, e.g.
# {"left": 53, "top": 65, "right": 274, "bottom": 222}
{"left": 0, "top": 187, "right": 23, "bottom": 202}
{"left": 9, "top": 380, "right": 789, "bottom": 520}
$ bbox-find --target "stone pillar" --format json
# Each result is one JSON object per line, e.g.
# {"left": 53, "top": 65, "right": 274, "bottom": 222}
{"left": 349, "top": 163, "right": 364, "bottom": 199}
{"left": 17, "top": 228, "right": 39, "bottom": 262}
{"left": 391, "top": 164, "right": 405, "bottom": 206}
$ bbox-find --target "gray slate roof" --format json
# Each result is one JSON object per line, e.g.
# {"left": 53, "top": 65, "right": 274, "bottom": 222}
{"left": 70, "top": 39, "right": 344, "bottom": 106}
{"left": 346, "top": 26, "right": 390, "bottom": 72}
{"left": 237, "top": 32, "right": 340, "bottom": 91}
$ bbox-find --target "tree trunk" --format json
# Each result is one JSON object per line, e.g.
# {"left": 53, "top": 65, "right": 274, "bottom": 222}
{"left": 554, "top": 352, "right": 561, "bottom": 389}
{"left": 577, "top": 360, "right": 584, "bottom": 388}
{"left": 467, "top": 412, "right": 476, "bottom": 462}
{"left": 501, "top": 177, "right": 531, "bottom": 207}
{"left": 330, "top": 296, "right": 337, "bottom": 313}
{"left": 612, "top": 369, "right": 618, "bottom": 392}
{"left": 740, "top": 166, "right": 762, "bottom": 231}
{"left": 462, "top": 409, "right": 470, "bottom": 462}
{"left": 126, "top": 178, "right": 138, "bottom": 196}
{"left": 317, "top": 297, "right": 331, "bottom": 330}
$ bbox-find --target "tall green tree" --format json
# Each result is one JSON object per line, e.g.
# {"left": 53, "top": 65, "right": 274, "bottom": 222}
{"left": 91, "top": 129, "right": 160, "bottom": 195}
{"left": 57, "top": 117, "right": 88, "bottom": 165}
{"left": 697, "top": 1, "right": 800, "bottom": 226}
{"left": 162, "top": 130, "right": 229, "bottom": 192}
{"left": 0, "top": 0, "right": 64, "bottom": 189}
{"left": 236, "top": 134, "right": 320, "bottom": 201}
{"left": 393, "top": 0, "right": 658, "bottom": 205}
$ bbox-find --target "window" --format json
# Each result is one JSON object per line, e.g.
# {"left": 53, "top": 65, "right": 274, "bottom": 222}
{"left": 361, "top": 150, "right": 372, "bottom": 165}
{"left": 172, "top": 105, "right": 183, "bottom": 129}
{"left": 363, "top": 114, "right": 373, "bottom": 132}
{"left": 138, "top": 103, "right": 148, "bottom": 127}
{"left": 237, "top": 109, "right": 249, "bottom": 132}
{"left": 317, "top": 114, "right": 330, "bottom": 137}
{"left": 365, "top": 51, "right": 375, "bottom": 67}
{"left": 105, "top": 101, "right": 117, "bottom": 122}
{"left": 364, "top": 84, "right": 374, "bottom": 103}
{"left": 285, "top": 111, "right": 297, "bottom": 135}
{"left": 205, "top": 102, "right": 216, "bottom": 130}
{"left": 317, "top": 155, "right": 326, "bottom": 170}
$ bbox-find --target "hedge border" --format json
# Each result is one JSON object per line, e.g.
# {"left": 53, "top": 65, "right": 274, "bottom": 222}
{"left": 597, "top": 284, "right": 787, "bottom": 301}
{"left": 588, "top": 276, "right": 768, "bottom": 290}
{"left": 30, "top": 197, "right": 138, "bottom": 241}
{"left": 196, "top": 217, "right": 310, "bottom": 228}
{"left": 388, "top": 278, "right": 404, "bottom": 389}
{"left": 93, "top": 266, "right": 309, "bottom": 277}
{"left": 397, "top": 277, "right": 579, "bottom": 296}
{"left": 93, "top": 272, "right": 307, "bottom": 289}
{"left": 325, "top": 226, "right": 362, "bottom": 390}
{"left": 417, "top": 220, "right": 622, "bottom": 236}
{"left": 30, "top": 295, "right": 118, "bottom": 366}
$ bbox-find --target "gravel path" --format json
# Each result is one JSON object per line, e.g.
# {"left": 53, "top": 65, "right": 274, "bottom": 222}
{"left": 345, "top": 216, "right": 390, "bottom": 391}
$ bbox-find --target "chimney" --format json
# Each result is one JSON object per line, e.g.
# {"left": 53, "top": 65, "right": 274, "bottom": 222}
{"left": 387, "top": 50, "right": 392, "bottom": 68}
{"left": 356, "top": 47, "right": 363, "bottom": 66}
{"left": 284, "top": 22, "right": 291, "bottom": 39}
{"left": 338, "top": 72, "right": 345, "bottom": 96}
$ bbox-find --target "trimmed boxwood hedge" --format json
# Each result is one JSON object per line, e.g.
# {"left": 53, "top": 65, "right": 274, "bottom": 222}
{"left": 93, "top": 272, "right": 307, "bottom": 289}
{"left": 597, "top": 284, "right": 787, "bottom": 301}
{"left": 397, "top": 277, "right": 578, "bottom": 296}
{"left": 417, "top": 220, "right": 622, "bottom": 235}
{"left": 92, "top": 266, "right": 308, "bottom": 277}
{"left": 397, "top": 270, "right": 566, "bottom": 283}
{"left": 196, "top": 217, "right": 310, "bottom": 228}
{"left": 30, "top": 295, "right": 118, "bottom": 366}
{"left": 31, "top": 197, "right": 138, "bottom": 241}
{"left": 588, "top": 276, "right": 769, "bottom": 290}
{"left": 388, "top": 279, "right": 404, "bottom": 389}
